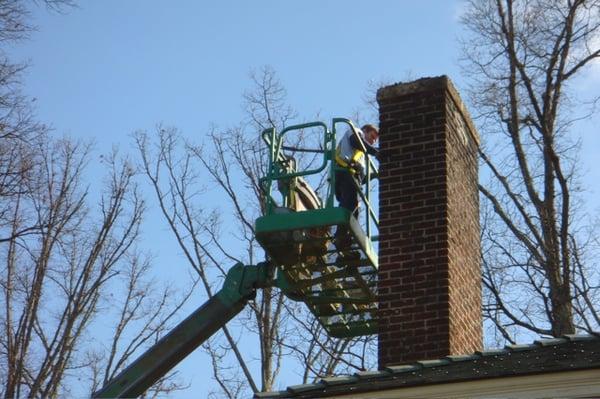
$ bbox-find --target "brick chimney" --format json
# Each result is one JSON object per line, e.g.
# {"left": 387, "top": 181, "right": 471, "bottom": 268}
{"left": 377, "top": 76, "right": 482, "bottom": 367}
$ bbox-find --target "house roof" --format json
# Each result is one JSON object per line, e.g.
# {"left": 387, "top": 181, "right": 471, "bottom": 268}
{"left": 255, "top": 334, "right": 600, "bottom": 398}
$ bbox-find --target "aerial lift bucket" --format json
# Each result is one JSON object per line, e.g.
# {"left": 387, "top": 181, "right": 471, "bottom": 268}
{"left": 255, "top": 119, "right": 379, "bottom": 338}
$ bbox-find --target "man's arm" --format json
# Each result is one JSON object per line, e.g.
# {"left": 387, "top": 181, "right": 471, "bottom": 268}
{"left": 349, "top": 134, "right": 379, "bottom": 156}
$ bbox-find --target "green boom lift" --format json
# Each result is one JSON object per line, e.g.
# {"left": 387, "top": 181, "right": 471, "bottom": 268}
{"left": 93, "top": 118, "right": 379, "bottom": 398}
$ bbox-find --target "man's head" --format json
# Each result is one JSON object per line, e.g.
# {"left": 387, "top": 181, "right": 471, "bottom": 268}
{"left": 361, "top": 124, "right": 379, "bottom": 145}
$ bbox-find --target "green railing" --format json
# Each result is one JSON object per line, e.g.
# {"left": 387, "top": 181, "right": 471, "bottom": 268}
{"left": 260, "top": 118, "right": 378, "bottom": 242}
{"left": 260, "top": 120, "right": 330, "bottom": 214}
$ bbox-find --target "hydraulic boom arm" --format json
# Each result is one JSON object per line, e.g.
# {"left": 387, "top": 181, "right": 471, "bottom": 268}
{"left": 93, "top": 262, "right": 272, "bottom": 398}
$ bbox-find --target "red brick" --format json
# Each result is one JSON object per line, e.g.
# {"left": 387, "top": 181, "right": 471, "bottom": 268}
{"left": 377, "top": 76, "right": 482, "bottom": 367}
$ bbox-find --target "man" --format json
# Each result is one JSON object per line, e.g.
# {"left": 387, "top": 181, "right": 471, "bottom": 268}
{"left": 334, "top": 124, "right": 379, "bottom": 248}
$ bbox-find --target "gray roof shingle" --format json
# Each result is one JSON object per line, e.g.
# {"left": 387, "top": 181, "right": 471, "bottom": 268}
{"left": 254, "top": 334, "right": 600, "bottom": 398}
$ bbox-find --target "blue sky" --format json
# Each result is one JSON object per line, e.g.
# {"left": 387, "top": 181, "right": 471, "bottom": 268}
{"left": 9, "top": 1, "right": 599, "bottom": 397}
{"left": 13, "top": 1, "right": 464, "bottom": 148}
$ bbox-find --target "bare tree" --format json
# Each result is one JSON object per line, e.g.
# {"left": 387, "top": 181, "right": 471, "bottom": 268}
{"left": 0, "top": 138, "right": 196, "bottom": 398}
{"left": 135, "top": 125, "right": 268, "bottom": 397}
{"left": 460, "top": 0, "right": 600, "bottom": 341}
{"left": 0, "top": 0, "right": 80, "bottom": 241}
{"left": 135, "top": 66, "right": 376, "bottom": 397}
{"left": 0, "top": 3, "right": 195, "bottom": 397}
{"left": 88, "top": 251, "right": 195, "bottom": 399}
{"left": 0, "top": 139, "right": 139, "bottom": 397}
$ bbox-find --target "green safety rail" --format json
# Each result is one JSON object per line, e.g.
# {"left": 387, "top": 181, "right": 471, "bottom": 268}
{"left": 255, "top": 118, "right": 379, "bottom": 338}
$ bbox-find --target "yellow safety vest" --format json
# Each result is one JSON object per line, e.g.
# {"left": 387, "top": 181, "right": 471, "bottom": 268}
{"left": 335, "top": 130, "right": 365, "bottom": 174}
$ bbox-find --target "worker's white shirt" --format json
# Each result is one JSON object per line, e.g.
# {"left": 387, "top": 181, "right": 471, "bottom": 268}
{"left": 337, "top": 128, "right": 367, "bottom": 168}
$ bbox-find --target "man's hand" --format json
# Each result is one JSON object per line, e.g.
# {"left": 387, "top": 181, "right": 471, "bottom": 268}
{"left": 350, "top": 162, "right": 365, "bottom": 182}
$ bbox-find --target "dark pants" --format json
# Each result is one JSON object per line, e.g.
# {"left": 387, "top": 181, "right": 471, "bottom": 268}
{"left": 335, "top": 170, "right": 359, "bottom": 217}
{"left": 334, "top": 170, "right": 360, "bottom": 245}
